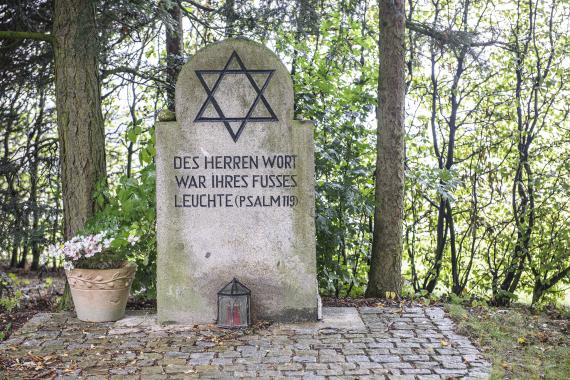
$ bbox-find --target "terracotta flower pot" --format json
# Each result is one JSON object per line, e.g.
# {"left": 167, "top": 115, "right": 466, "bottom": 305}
{"left": 66, "top": 262, "right": 137, "bottom": 322}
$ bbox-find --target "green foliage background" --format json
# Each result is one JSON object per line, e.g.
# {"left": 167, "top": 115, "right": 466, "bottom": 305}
{"left": 1, "top": 0, "right": 569, "bottom": 306}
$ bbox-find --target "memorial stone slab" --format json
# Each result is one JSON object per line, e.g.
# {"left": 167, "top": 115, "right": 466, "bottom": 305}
{"left": 156, "top": 38, "right": 318, "bottom": 324}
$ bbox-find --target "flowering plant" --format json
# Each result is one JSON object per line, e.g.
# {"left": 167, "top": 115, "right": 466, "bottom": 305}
{"left": 45, "top": 230, "right": 140, "bottom": 270}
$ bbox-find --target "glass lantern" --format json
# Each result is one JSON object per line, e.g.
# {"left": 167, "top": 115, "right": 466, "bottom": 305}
{"left": 217, "top": 278, "right": 251, "bottom": 328}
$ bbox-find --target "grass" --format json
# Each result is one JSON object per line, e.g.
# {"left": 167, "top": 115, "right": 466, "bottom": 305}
{"left": 445, "top": 303, "right": 570, "bottom": 379}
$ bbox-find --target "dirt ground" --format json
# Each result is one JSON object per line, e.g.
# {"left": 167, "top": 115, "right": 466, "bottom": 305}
{"left": 0, "top": 266, "right": 64, "bottom": 341}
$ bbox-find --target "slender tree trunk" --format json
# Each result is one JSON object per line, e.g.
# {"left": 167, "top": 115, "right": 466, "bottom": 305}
{"left": 224, "top": 0, "right": 236, "bottom": 37}
{"left": 493, "top": 14, "right": 532, "bottom": 305}
{"left": 10, "top": 189, "right": 23, "bottom": 268}
{"left": 51, "top": 184, "right": 61, "bottom": 271}
{"left": 3, "top": 94, "right": 20, "bottom": 269}
{"left": 18, "top": 233, "right": 29, "bottom": 269}
{"left": 30, "top": 90, "right": 46, "bottom": 271}
{"left": 165, "top": 1, "right": 183, "bottom": 112}
{"left": 10, "top": 240, "right": 18, "bottom": 268}
{"left": 366, "top": 0, "right": 406, "bottom": 298}
{"left": 53, "top": 0, "right": 107, "bottom": 309}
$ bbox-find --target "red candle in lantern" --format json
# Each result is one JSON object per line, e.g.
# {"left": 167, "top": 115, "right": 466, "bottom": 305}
{"left": 233, "top": 303, "right": 241, "bottom": 325}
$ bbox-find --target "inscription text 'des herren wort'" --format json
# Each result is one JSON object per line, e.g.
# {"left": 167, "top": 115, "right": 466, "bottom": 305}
{"left": 172, "top": 154, "right": 299, "bottom": 209}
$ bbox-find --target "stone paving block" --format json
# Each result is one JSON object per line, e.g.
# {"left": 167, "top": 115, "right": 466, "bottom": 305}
{"left": 357, "top": 361, "right": 384, "bottom": 369}
{"left": 433, "top": 368, "right": 469, "bottom": 375}
{"left": 318, "top": 354, "right": 346, "bottom": 363}
{"left": 401, "top": 368, "right": 433, "bottom": 375}
{"left": 432, "top": 354, "right": 463, "bottom": 363}
{"left": 163, "top": 364, "right": 191, "bottom": 374}
{"left": 370, "top": 367, "right": 393, "bottom": 375}
{"left": 327, "top": 362, "right": 357, "bottom": 371}
{"left": 442, "top": 361, "right": 468, "bottom": 369}
{"left": 465, "top": 370, "right": 492, "bottom": 378}
{"left": 366, "top": 348, "right": 390, "bottom": 355}
{"left": 141, "top": 366, "right": 165, "bottom": 374}
{"left": 303, "top": 363, "right": 328, "bottom": 370}
{"left": 382, "top": 362, "right": 413, "bottom": 369}
{"left": 389, "top": 347, "right": 413, "bottom": 354}
{"left": 164, "top": 351, "right": 190, "bottom": 359}
{"left": 262, "top": 355, "right": 291, "bottom": 364}
{"left": 293, "top": 355, "right": 317, "bottom": 363}
{"left": 402, "top": 354, "right": 430, "bottom": 361}
{"left": 414, "top": 361, "right": 441, "bottom": 369}
{"left": 276, "top": 362, "right": 304, "bottom": 371}
{"left": 371, "top": 354, "right": 402, "bottom": 363}
{"left": 368, "top": 341, "right": 395, "bottom": 348}
{"left": 301, "top": 373, "right": 325, "bottom": 380}
{"left": 234, "top": 370, "right": 258, "bottom": 377}
{"left": 316, "top": 369, "right": 344, "bottom": 376}
{"left": 212, "top": 357, "right": 235, "bottom": 365}
{"left": 341, "top": 348, "right": 366, "bottom": 355}
{"left": 344, "top": 368, "right": 371, "bottom": 375}
{"left": 108, "top": 375, "right": 139, "bottom": 380}
{"left": 162, "top": 357, "right": 187, "bottom": 365}
{"left": 219, "top": 350, "right": 241, "bottom": 358}
{"left": 109, "top": 367, "right": 137, "bottom": 375}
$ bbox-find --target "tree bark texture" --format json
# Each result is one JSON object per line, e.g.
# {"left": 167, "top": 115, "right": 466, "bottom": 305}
{"left": 165, "top": 1, "right": 183, "bottom": 112}
{"left": 224, "top": 0, "right": 237, "bottom": 37}
{"left": 53, "top": 0, "right": 107, "bottom": 239}
{"left": 30, "top": 90, "right": 46, "bottom": 271}
{"left": 366, "top": 0, "right": 406, "bottom": 298}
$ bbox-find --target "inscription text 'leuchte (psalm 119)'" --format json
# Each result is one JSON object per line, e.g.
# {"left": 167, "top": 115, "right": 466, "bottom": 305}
{"left": 172, "top": 154, "right": 299, "bottom": 209}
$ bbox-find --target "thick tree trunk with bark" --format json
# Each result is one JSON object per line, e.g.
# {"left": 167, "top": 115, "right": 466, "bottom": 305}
{"left": 53, "top": 0, "right": 106, "bottom": 310}
{"left": 366, "top": 0, "right": 406, "bottom": 297}
{"left": 53, "top": 0, "right": 106, "bottom": 240}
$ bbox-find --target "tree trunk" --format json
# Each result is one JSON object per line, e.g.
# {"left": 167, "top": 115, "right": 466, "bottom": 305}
{"left": 18, "top": 235, "right": 29, "bottom": 269}
{"left": 165, "top": 1, "right": 183, "bottom": 112}
{"left": 10, "top": 242, "right": 18, "bottom": 268}
{"left": 30, "top": 90, "right": 46, "bottom": 271}
{"left": 224, "top": 0, "right": 236, "bottom": 37}
{"left": 53, "top": 0, "right": 107, "bottom": 240}
{"left": 53, "top": 0, "right": 107, "bottom": 310}
{"left": 3, "top": 94, "right": 21, "bottom": 269}
{"left": 366, "top": 0, "right": 406, "bottom": 298}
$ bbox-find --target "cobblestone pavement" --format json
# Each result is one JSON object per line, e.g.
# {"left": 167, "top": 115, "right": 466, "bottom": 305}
{"left": 0, "top": 306, "right": 490, "bottom": 379}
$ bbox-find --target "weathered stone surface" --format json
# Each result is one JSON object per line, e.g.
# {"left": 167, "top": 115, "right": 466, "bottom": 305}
{"left": 0, "top": 306, "right": 490, "bottom": 379}
{"left": 156, "top": 37, "right": 317, "bottom": 324}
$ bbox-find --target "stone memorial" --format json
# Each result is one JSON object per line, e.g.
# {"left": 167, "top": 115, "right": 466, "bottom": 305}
{"left": 156, "top": 38, "right": 318, "bottom": 324}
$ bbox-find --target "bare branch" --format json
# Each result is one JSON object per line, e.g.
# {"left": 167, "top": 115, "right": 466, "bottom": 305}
{"left": 101, "top": 66, "right": 169, "bottom": 86}
{"left": 179, "top": 0, "right": 219, "bottom": 13}
{"left": 406, "top": 20, "right": 511, "bottom": 50}
{"left": 0, "top": 31, "right": 54, "bottom": 43}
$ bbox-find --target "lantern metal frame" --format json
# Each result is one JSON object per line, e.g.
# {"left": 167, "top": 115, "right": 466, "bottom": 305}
{"left": 216, "top": 277, "right": 251, "bottom": 328}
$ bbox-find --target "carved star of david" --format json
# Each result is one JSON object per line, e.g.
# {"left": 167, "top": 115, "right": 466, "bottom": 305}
{"left": 194, "top": 51, "right": 278, "bottom": 143}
